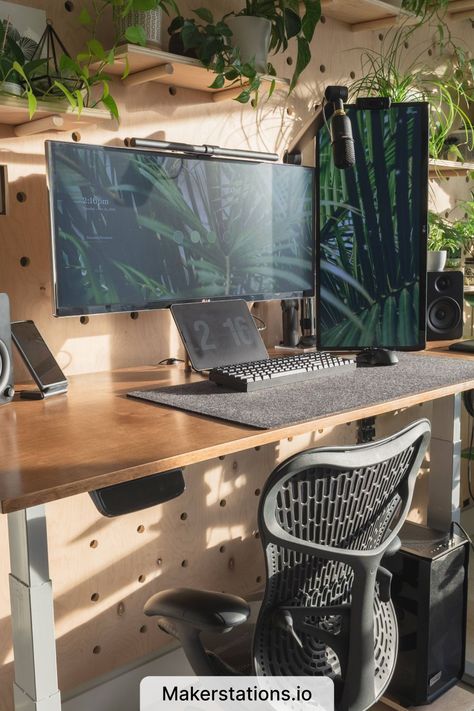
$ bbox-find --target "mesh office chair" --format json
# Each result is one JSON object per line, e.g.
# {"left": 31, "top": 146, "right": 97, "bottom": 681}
{"left": 144, "top": 419, "right": 431, "bottom": 711}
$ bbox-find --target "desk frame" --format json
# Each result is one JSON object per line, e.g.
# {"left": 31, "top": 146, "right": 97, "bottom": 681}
{"left": 6, "top": 392, "right": 462, "bottom": 711}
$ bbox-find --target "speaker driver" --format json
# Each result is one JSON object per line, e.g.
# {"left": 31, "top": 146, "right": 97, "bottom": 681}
{"left": 426, "top": 271, "right": 464, "bottom": 341}
{"left": 427, "top": 297, "right": 462, "bottom": 333}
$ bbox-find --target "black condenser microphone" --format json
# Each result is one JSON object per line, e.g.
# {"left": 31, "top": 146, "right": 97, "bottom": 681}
{"left": 324, "top": 86, "right": 355, "bottom": 170}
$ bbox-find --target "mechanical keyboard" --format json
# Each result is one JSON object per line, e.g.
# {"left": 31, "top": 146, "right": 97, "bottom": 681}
{"left": 208, "top": 352, "right": 355, "bottom": 392}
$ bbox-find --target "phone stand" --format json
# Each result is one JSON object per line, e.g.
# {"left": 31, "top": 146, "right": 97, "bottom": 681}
{"left": 20, "top": 382, "right": 68, "bottom": 400}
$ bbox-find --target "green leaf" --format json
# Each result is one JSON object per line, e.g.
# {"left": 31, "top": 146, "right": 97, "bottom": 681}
{"left": 225, "top": 68, "right": 239, "bottom": 81}
{"left": 124, "top": 25, "right": 147, "bottom": 46}
{"left": 235, "top": 89, "right": 250, "bottom": 103}
{"left": 302, "top": 0, "right": 321, "bottom": 42}
{"left": 290, "top": 36, "right": 311, "bottom": 92}
{"left": 133, "top": 0, "right": 158, "bottom": 10}
{"left": 121, "top": 55, "right": 131, "bottom": 80}
{"left": 87, "top": 39, "right": 106, "bottom": 60}
{"left": 79, "top": 7, "right": 92, "bottom": 25}
{"left": 102, "top": 93, "right": 120, "bottom": 120}
{"left": 74, "top": 89, "right": 84, "bottom": 114}
{"left": 53, "top": 80, "right": 76, "bottom": 109}
{"left": 241, "top": 62, "right": 256, "bottom": 79}
{"left": 168, "top": 15, "right": 184, "bottom": 34}
{"left": 284, "top": 8, "right": 301, "bottom": 39}
{"left": 209, "top": 73, "right": 225, "bottom": 89}
{"left": 60, "top": 54, "right": 81, "bottom": 76}
{"left": 27, "top": 91, "right": 37, "bottom": 119}
{"left": 268, "top": 78, "right": 276, "bottom": 98}
{"left": 193, "top": 7, "right": 214, "bottom": 24}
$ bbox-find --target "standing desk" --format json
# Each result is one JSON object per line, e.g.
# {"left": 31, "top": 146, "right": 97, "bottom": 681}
{"left": 0, "top": 347, "right": 471, "bottom": 711}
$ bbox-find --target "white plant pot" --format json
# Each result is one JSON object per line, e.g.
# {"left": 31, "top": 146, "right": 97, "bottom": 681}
{"left": 226, "top": 16, "right": 272, "bottom": 73}
{"left": 115, "top": 8, "right": 163, "bottom": 47}
{"left": 427, "top": 250, "right": 447, "bottom": 272}
{"left": 0, "top": 80, "right": 23, "bottom": 96}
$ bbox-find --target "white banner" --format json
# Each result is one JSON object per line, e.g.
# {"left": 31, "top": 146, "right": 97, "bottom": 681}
{"left": 141, "top": 676, "right": 334, "bottom": 711}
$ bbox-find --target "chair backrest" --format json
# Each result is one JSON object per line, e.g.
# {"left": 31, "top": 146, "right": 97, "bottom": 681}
{"left": 252, "top": 419, "right": 431, "bottom": 710}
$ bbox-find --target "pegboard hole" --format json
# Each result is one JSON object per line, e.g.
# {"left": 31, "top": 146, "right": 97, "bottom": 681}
{"left": 378, "top": 33, "right": 384, "bottom": 41}
{"left": 220, "top": 499, "right": 226, "bottom": 507}
{"left": 404, "top": 41, "right": 409, "bottom": 49}
{"left": 90, "top": 539, "right": 99, "bottom": 549}
{"left": 16, "top": 192, "right": 27, "bottom": 203}
{"left": 64, "top": 1, "right": 74, "bottom": 11}
{"left": 156, "top": 558, "right": 163, "bottom": 566}
{"left": 181, "top": 559, "right": 188, "bottom": 568}
{"left": 71, "top": 131, "right": 81, "bottom": 142}
{"left": 169, "top": 86, "right": 177, "bottom": 96}
{"left": 254, "top": 446, "right": 260, "bottom": 451}
{"left": 256, "top": 576, "right": 262, "bottom": 583}
{"left": 117, "top": 602, "right": 125, "bottom": 616}
{"left": 350, "top": 71, "right": 356, "bottom": 79}
{"left": 80, "top": 316, "right": 89, "bottom": 325}
{"left": 139, "top": 625, "right": 147, "bottom": 634}
{"left": 93, "top": 645, "right": 101, "bottom": 655}
{"left": 253, "top": 530, "right": 260, "bottom": 539}
{"left": 219, "top": 455, "right": 225, "bottom": 460}
{"left": 137, "top": 525, "right": 145, "bottom": 534}
{"left": 130, "top": 311, "right": 139, "bottom": 320}
{"left": 180, "top": 512, "right": 188, "bottom": 521}
{"left": 320, "top": 15, "right": 326, "bottom": 23}
{"left": 91, "top": 592, "right": 100, "bottom": 602}
{"left": 219, "top": 545, "right": 226, "bottom": 553}
{"left": 138, "top": 574, "right": 146, "bottom": 583}
{"left": 255, "top": 488, "right": 261, "bottom": 496}
{"left": 428, "top": 48, "right": 433, "bottom": 56}
{"left": 286, "top": 56, "right": 293, "bottom": 66}
{"left": 20, "top": 256, "right": 30, "bottom": 267}
{"left": 319, "top": 65, "right": 326, "bottom": 73}
{"left": 250, "top": 99, "right": 257, "bottom": 109}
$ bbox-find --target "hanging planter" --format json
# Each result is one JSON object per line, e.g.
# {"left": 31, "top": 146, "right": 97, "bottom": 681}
{"left": 225, "top": 16, "right": 271, "bottom": 73}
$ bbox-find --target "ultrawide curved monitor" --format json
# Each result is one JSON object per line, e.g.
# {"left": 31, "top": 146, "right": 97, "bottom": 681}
{"left": 46, "top": 141, "right": 315, "bottom": 316}
{"left": 317, "top": 102, "right": 428, "bottom": 351}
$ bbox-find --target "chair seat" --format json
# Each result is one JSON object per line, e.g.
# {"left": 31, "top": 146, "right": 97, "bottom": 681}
{"left": 144, "top": 587, "right": 250, "bottom": 632}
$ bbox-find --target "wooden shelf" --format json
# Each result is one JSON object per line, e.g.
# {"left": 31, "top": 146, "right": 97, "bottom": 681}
{"left": 320, "top": 0, "right": 474, "bottom": 29}
{"left": 429, "top": 158, "right": 474, "bottom": 177}
{"left": 321, "top": 0, "right": 413, "bottom": 31}
{"left": 0, "top": 94, "right": 112, "bottom": 136}
{"left": 448, "top": 0, "right": 474, "bottom": 21}
{"left": 104, "top": 44, "right": 290, "bottom": 102}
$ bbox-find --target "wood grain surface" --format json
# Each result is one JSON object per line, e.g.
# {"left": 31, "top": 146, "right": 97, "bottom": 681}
{"left": 0, "top": 347, "right": 472, "bottom": 514}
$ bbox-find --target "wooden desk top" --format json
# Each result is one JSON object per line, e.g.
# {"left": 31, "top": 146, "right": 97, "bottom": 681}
{"left": 0, "top": 345, "right": 472, "bottom": 514}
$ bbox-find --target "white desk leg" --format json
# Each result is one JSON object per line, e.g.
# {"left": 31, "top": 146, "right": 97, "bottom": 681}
{"left": 7, "top": 506, "right": 61, "bottom": 711}
{"left": 427, "top": 393, "right": 462, "bottom": 531}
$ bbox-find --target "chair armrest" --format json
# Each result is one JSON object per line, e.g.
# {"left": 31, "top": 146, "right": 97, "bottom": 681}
{"left": 382, "top": 536, "right": 401, "bottom": 558}
{"left": 144, "top": 587, "right": 250, "bottom": 633}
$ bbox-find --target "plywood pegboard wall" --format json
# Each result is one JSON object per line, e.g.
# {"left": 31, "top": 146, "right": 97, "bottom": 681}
{"left": 0, "top": 1, "right": 472, "bottom": 707}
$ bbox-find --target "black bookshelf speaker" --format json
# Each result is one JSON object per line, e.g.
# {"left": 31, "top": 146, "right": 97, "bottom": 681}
{"left": 386, "top": 522, "right": 469, "bottom": 706}
{"left": 0, "top": 294, "right": 14, "bottom": 405}
{"left": 426, "top": 271, "right": 463, "bottom": 341}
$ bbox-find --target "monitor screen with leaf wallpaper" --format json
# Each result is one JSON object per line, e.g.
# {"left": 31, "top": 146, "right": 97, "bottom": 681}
{"left": 46, "top": 142, "right": 314, "bottom": 316}
{"left": 317, "top": 102, "right": 428, "bottom": 350}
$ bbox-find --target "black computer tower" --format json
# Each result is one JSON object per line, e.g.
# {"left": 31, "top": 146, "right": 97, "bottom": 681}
{"left": 386, "top": 522, "right": 469, "bottom": 706}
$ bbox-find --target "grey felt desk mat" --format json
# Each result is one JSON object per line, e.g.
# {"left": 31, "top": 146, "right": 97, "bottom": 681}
{"left": 128, "top": 353, "right": 474, "bottom": 430}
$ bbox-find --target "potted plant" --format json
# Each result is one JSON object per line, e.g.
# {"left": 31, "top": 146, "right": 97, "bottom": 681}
{"left": 349, "top": 25, "right": 474, "bottom": 160}
{"left": 427, "top": 210, "right": 473, "bottom": 271}
{"left": 168, "top": 0, "right": 322, "bottom": 103}
{"left": 167, "top": 11, "right": 269, "bottom": 104}
{"left": 112, "top": 0, "right": 179, "bottom": 48}
{"left": 224, "top": 0, "right": 321, "bottom": 89}
{"left": 0, "top": 19, "right": 46, "bottom": 116}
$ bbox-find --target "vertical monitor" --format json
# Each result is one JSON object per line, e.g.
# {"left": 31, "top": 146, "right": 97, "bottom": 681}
{"left": 46, "top": 141, "right": 315, "bottom": 316}
{"left": 317, "top": 102, "right": 428, "bottom": 350}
